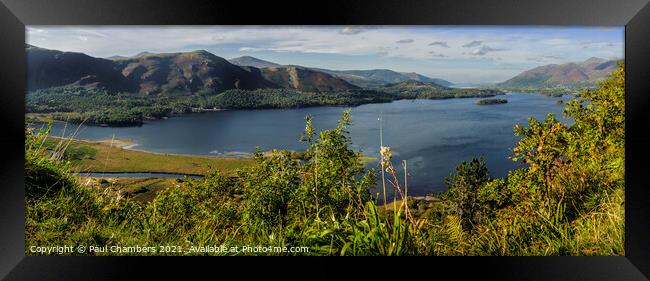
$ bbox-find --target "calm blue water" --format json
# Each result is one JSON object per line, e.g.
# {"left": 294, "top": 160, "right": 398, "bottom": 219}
{"left": 37, "top": 93, "right": 571, "bottom": 195}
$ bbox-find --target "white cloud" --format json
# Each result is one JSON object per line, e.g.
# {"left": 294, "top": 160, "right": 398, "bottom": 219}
{"left": 428, "top": 41, "right": 449, "bottom": 48}
{"left": 462, "top": 40, "right": 482, "bottom": 48}
{"left": 581, "top": 41, "right": 617, "bottom": 49}
{"left": 542, "top": 38, "right": 571, "bottom": 46}
{"left": 526, "top": 54, "right": 565, "bottom": 63}
{"left": 27, "top": 27, "right": 45, "bottom": 33}
{"left": 339, "top": 26, "right": 369, "bottom": 35}
{"left": 395, "top": 39, "right": 414, "bottom": 44}
{"left": 239, "top": 47, "right": 261, "bottom": 52}
{"left": 429, "top": 51, "right": 446, "bottom": 58}
{"left": 76, "top": 29, "right": 108, "bottom": 38}
{"left": 470, "top": 45, "right": 509, "bottom": 56}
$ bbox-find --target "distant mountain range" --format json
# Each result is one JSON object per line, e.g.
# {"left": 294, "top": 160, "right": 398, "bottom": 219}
{"left": 27, "top": 44, "right": 619, "bottom": 97}
{"left": 27, "top": 45, "right": 363, "bottom": 94}
{"left": 27, "top": 45, "right": 455, "bottom": 95}
{"left": 498, "top": 57, "right": 619, "bottom": 88}
{"left": 316, "top": 68, "right": 455, "bottom": 88}
{"left": 228, "top": 56, "right": 454, "bottom": 88}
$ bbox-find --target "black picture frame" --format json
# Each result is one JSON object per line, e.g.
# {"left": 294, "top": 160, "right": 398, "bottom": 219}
{"left": 1, "top": 0, "right": 649, "bottom": 280}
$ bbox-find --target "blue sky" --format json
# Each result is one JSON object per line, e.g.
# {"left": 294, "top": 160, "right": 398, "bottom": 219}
{"left": 26, "top": 26, "right": 624, "bottom": 84}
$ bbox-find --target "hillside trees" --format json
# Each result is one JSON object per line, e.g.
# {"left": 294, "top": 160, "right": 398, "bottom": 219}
{"left": 438, "top": 63, "right": 625, "bottom": 255}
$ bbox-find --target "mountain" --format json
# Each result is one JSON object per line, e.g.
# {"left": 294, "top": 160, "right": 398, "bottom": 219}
{"left": 229, "top": 56, "right": 281, "bottom": 68}
{"left": 581, "top": 58, "right": 618, "bottom": 80}
{"left": 27, "top": 46, "right": 358, "bottom": 95}
{"left": 315, "top": 68, "right": 454, "bottom": 88}
{"left": 27, "top": 47, "right": 453, "bottom": 95}
{"left": 229, "top": 57, "right": 361, "bottom": 90}
{"left": 134, "top": 51, "right": 153, "bottom": 58}
{"left": 26, "top": 45, "right": 135, "bottom": 92}
{"left": 228, "top": 55, "right": 453, "bottom": 88}
{"left": 260, "top": 66, "right": 359, "bottom": 92}
{"left": 498, "top": 57, "right": 618, "bottom": 88}
{"left": 399, "top": 72, "right": 454, "bottom": 87}
{"left": 112, "top": 50, "right": 277, "bottom": 95}
{"left": 578, "top": 57, "right": 607, "bottom": 69}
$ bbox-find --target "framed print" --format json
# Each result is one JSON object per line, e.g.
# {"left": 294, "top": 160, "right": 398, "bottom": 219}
{"left": 1, "top": 0, "right": 649, "bottom": 280}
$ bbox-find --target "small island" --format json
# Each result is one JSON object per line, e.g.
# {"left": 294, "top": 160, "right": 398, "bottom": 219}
{"left": 476, "top": 98, "right": 508, "bottom": 105}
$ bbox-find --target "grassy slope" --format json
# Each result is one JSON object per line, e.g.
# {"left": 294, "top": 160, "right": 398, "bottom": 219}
{"left": 45, "top": 137, "right": 253, "bottom": 175}
{"left": 79, "top": 176, "right": 180, "bottom": 203}
{"left": 26, "top": 113, "right": 62, "bottom": 123}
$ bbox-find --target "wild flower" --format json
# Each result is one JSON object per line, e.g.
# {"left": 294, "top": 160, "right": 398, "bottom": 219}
{"left": 380, "top": 146, "right": 392, "bottom": 165}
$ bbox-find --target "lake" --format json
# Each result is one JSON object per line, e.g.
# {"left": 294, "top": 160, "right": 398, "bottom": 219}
{"left": 38, "top": 93, "right": 571, "bottom": 196}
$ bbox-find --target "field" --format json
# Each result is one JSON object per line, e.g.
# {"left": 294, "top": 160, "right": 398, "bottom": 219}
{"left": 44, "top": 137, "right": 254, "bottom": 175}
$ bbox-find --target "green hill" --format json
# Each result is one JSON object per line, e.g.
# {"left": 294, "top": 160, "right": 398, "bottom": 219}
{"left": 379, "top": 80, "right": 502, "bottom": 99}
{"left": 26, "top": 44, "right": 135, "bottom": 92}
{"left": 113, "top": 50, "right": 278, "bottom": 95}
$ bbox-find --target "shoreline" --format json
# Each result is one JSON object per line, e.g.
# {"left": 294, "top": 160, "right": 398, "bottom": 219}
{"left": 49, "top": 135, "right": 379, "bottom": 162}
{"left": 48, "top": 136, "right": 251, "bottom": 159}
{"left": 43, "top": 136, "right": 255, "bottom": 176}
{"left": 78, "top": 171, "right": 204, "bottom": 178}
{"left": 27, "top": 93, "right": 508, "bottom": 129}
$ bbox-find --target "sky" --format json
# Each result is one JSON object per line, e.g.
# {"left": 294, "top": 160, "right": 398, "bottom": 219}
{"left": 26, "top": 26, "right": 624, "bottom": 84}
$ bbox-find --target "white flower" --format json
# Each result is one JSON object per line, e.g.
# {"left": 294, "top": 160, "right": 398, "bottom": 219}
{"left": 380, "top": 146, "right": 393, "bottom": 171}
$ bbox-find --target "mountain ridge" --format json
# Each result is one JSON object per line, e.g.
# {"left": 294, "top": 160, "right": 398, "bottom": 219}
{"left": 27, "top": 46, "right": 358, "bottom": 95}
{"left": 228, "top": 56, "right": 281, "bottom": 68}
{"left": 498, "top": 57, "right": 619, "bottom": 88}
{"left": 227, "top": 55, "right": 454, "bottom": 88}
{"left": 259, "top": 65, "right": 360, "bottom": 92}
{"left": 27, "top": 45, "right": 135, "bottom": 92}
{"left": 112, "top": 49, "right": 278, "bottom": 94}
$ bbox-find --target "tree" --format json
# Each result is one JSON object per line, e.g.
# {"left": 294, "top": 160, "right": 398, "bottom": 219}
{"left": 296, "top": 109, "right": 373, "bottom": 220}
{"left": 444, "top": 157, "right": 491, "bottom": 231}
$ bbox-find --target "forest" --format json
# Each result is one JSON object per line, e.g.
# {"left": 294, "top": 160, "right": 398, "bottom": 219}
{"left": 26, "top": 85, "right": 501, "bottom": 126}
{"left": 25, "top": 64, "right": 624, "bottom": 256}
